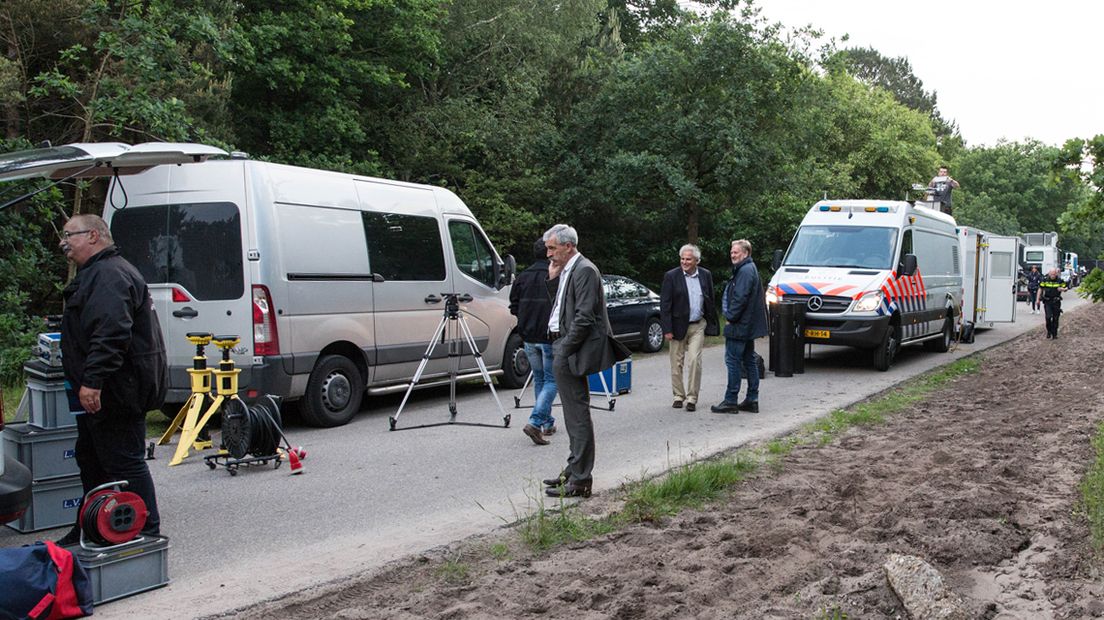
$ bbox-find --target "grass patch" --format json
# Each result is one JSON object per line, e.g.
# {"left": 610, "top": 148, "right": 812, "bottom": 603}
{"left": 436, "top": 552, "right": 471, "bottom": 583}
{"left": 489, "top": 543, "right": 510, "bottom": 561}
{"left": 2, "top": 384, "right": 23, "bottom": 423}
{"left": 1080, "top": 419, "right": 1104, "bottom": 550}
{"left": 519, "top": 487, "right": 616, "bottom": 551}
{"left": 622, "top": 454, "right": 757, "bottom": 522}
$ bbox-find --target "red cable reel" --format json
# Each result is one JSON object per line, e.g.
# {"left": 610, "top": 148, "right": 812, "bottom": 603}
{"left": 79, "top": 488, "right": 148, "bottom": 546}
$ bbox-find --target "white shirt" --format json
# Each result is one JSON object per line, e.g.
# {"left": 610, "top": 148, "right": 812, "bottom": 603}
{"left": 548, "top": 252, "right": 583, "bottom": 333}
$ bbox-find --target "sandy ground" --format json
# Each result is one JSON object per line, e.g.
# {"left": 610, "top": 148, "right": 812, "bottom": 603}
{"left": 227, "top": 302, "right": 1104, "bottom": 619}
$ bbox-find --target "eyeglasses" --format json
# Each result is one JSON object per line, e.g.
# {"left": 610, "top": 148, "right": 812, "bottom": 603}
{"left": 60, "top": 230, "right": 93, "bottom": 240}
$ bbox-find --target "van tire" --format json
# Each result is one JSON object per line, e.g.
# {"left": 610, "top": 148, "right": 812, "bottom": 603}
{"left": 499, "top": 333, "right": 527, "bottom": 389}
{"left": 300, "top": 355, "right": 364, "bottom": 427}
{"left": 924, "top": 316, "right": 953, "bottom": 352}
{"left": 872, "top": 323, "right": 899, "bottom": 372}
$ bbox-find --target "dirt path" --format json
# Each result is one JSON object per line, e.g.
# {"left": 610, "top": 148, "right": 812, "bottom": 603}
{"left": 228, "top": 303, "right": 1104, "bottom": 619}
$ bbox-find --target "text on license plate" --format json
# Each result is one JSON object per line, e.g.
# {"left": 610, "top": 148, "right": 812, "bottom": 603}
{"left": 804, "top": 329, "right": 830, "bottom": 339}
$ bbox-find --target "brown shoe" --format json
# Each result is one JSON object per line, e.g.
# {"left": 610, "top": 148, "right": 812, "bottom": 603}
{"left": 523, "top": 424, "right": 550, "bottom": 445}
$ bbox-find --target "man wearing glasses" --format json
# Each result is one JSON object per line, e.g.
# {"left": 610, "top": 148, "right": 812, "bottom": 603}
{"left": 55, "top": 214, "right": 168, "bottom": 545}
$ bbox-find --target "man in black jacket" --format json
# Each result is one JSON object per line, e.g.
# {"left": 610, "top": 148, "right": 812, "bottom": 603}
{"left": 509, "top": 238, "right": 558, "bottom": 445}
{"left": 57, "top": 214, "right": 167, "bottom": 544}
{"left": 712, "top": 239, "right": 769, "bottom": 414}
{"left": 659, "top": 244, "right": 718, "bottom": 412}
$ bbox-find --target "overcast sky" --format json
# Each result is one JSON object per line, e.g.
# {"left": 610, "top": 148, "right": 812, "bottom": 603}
{"left": 751, "top": 1, "right": 1103, "bottom": 148}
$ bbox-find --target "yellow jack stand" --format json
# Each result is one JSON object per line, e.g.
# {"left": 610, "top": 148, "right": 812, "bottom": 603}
{"left": 160, "top": 334, "right": 242, "bottom": 466}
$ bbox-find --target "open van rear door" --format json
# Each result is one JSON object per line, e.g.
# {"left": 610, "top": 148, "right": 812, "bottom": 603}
{"left": 984, "top": 235, "right": 1020, "bottom": 323}
{"left": 0, "top": 142, "right": 226, "bottom": 182}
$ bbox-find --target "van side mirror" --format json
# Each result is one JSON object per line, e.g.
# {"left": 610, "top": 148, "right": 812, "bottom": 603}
{"left": 495, "top": 254, "right": 516, "bottom": 290}
{"left": 771, "top": 249, "right": 783, "bottom": 271}
{"left": 899, "top": 253, "right": 918, "bottom": 276}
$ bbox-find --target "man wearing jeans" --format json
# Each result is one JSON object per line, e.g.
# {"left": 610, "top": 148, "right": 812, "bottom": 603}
{"left": 509, "top": 238, "right": 558, "bottom": 445}
{"left": 711, "top": 239, "right": 768, "bottom": 414}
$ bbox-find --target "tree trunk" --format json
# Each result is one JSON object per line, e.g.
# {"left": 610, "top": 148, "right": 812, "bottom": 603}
{"left": 686, "top": 201, "right": 700, "bottom": 245}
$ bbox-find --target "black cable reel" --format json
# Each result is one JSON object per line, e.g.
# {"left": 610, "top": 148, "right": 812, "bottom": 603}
{"left": 220, "top": 395, "right": 284, "bottom": 459}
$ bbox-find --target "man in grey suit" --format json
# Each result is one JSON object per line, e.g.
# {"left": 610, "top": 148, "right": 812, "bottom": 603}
{"left": 541, "top": 224, "right": 630, "bottom": 498}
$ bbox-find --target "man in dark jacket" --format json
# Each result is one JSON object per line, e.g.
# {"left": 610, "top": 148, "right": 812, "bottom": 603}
{"left": 1038, "top": 268, "right": 1068, "bottom": 339}
{"left": 509, "top": 237, "right": 558, "bottom": 445}
{"left": 659, "top": 244, "right": 718, "bottom": 412}
{"left": 57, "top": 214, "right": 167, "bottom": 544}
{"left": 712, "top": 239, "right": 769, "bottom": 414}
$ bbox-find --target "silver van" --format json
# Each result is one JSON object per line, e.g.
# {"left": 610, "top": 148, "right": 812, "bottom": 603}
{"left": 0, "top": 142, "right": 524, "bottom": 427}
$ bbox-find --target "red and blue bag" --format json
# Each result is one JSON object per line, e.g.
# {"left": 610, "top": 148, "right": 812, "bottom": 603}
{"left": 0, "top": 541, "right": 93, "bottom": 619}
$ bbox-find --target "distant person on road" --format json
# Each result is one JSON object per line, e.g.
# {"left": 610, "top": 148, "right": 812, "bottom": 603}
{"left": 1025, "top": 265, "right": 1044, "bottom": 314}
{"left": 509, "top": 237, "right": 558, "bottom": 446}
{"left": 928, "top": 165, "right": 960, "bottom": 215}
{"left": 659, "top": 244, "right": 719, "bottom": 412}
{"left": 56, "top": 214, "right": 167, "bottom": 546}
{"left": 1038, "top": 268, "right": 1068, "bottom": 339}
{"left": 542, "top": 224, "right": 630, "bottom": 498}
{"left": 711, "top": 239, "right": 768, "bottom": 415}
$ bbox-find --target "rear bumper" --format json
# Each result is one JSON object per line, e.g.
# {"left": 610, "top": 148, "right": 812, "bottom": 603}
{"left": 801, "top": 313, "right": 891, "bottom": 349}
{"left": 165, "top": 354, "right": 296, "bottom": 404}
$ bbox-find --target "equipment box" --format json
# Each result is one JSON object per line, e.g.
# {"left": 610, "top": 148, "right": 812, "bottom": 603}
{"left": 76, "top": 536, "right": 170, "bottom": 605}
{"left": 23, "top": 360, "right": 80, "bottom": 429}
{"left": 3, "top": 423, "right": 80, "bottom": 481}
{"left": 5, "top": 475, "right": 83, "bottom": 533}
{"left": 588, "top": 359, "right": 632, "bottom": 395}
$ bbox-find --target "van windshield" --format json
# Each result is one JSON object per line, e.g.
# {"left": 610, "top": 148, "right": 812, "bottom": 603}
{"left": 785, "top": 225, "right": 898, "bottom": 269}
{"left": 110, "top": 202, "right": 243, "bottom": 300}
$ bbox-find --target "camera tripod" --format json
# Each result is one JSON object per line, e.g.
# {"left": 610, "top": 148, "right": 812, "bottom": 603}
{"left": 389, "top": 293, "right": 511, "bottom": 431}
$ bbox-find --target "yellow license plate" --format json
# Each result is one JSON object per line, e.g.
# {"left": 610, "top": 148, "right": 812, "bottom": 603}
{"left": 804, "top": 329, "right": 830, "bottom": 339}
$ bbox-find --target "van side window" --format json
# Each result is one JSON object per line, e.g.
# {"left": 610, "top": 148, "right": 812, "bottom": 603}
{"left": 448, "top": 221, "right": 495, "bottom": 288}
{"left": 362, "top": 212, "right": 446, "bottom": 281}
{"left": 914, "top": 230, "right": 956, "bottom": 275}
{"left": 111, "top": 202, "right": 243, "bottom": 300}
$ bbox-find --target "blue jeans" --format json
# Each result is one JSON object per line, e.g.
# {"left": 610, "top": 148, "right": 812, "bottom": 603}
{"left": 524, "top": 342, "right": 557, "bottom": 430}
{"left": 723, "top": 338, "right": 759, "bottom": 404}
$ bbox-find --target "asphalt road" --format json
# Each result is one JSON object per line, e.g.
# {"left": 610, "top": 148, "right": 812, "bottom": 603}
{"left": 0, "top": 297, "right": 1084, "bottom": 618}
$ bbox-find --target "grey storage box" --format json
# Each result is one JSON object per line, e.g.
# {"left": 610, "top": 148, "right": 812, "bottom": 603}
{"left": 3, "top": 423, "right": 80, "bottom": 481}
{"left": 77, "top": 536, "right": 170, "bottom": 604}
{"left": 23, "top": 360, "right": 80, "bottom": 429}
{"left": 5, "top": 475, "right": 83, "bottom": 532}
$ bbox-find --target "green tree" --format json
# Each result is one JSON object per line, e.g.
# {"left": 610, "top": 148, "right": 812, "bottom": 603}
{"left": 1054, "top": 135, "right": 1104, "bottom": 300}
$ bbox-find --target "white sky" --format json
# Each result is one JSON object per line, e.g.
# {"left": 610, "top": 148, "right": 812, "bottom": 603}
{"left": 751, "top": 1, "right": 1104, "bottom": 147}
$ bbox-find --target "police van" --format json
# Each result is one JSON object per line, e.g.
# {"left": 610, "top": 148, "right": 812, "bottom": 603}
{"left": 0, "top": 142, "right": 524, "bottom": 427}
{"left": 768, "top": 199, "right": 962, "bottom": 371}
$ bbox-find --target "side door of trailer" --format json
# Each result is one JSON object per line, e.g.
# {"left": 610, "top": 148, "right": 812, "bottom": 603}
{"left": 983, "top": 235, "right": 1019, "bottom": 323}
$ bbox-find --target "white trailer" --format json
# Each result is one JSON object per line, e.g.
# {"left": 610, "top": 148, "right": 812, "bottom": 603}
{"left": 1022, "top": 231, "right": 1061, "bottom": 273}
{"left": 958, "top": 226, "right": 1022, "bottom": 336}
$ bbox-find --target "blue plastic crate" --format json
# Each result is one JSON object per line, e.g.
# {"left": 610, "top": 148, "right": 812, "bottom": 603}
{"left": 588, "top": 359, "right": 631, "bottom": 395}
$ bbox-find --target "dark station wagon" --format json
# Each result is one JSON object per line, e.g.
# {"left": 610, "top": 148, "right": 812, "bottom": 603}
{"left": 603, "top": 275, "right": 663, "bottom": 353}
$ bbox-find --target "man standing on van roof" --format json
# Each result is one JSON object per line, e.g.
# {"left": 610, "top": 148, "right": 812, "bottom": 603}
{"left": 56, "top": 214, "right": 167, "bottom": 545}
{"left": 660, "top": 244, "right": 719, "bottom": 412}
{"left": 1038, "top": 268, "right": 1068, "bottom": 339}
{"left": 928, "top": 165, "right": 960, "bottom": 215}
{"left": 542, "top": 224, "right": 630, "bottom": 498}
{"left": 509, "top": 237, "right": 558, "bottom": 445}
{"left": 712, "top": 239, "right": 768, "bottom": 414}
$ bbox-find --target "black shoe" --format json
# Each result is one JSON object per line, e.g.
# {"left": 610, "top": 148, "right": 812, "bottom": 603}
{"left": 55, "top": 526, "right": 81, "bottom": 547}
{"left": 710, "top": 402, "right": 740, "bottom": 413}
{"left": 524, "top": 424, "right": 550, "bottom": 446}
{"left": 737, "top": 400, "right": 759, "bottom": 413}
{"left": 542, "top": 473, "right": 569, "bottom": 487}
{"left": 672, "top": 400, "right": 683, "bottom": 409}
{"left": 685, "top": 402, "right": 696, "bottom": 412}
{"left": 545, "top": 480, "right": 592, "bottom": 498}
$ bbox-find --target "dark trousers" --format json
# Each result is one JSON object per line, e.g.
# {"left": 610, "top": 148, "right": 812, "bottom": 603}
{"left": 74, "top": 407, "right": 161, "bottom": 534}
{"left": 1043, "top": 298, "right": 1062, "bottom": 336}
{"left": 552, "top": 361, "right": 594, "bottom": 484}
{"left": 1028, "top": 288, "right": 1040, "bottom": 311}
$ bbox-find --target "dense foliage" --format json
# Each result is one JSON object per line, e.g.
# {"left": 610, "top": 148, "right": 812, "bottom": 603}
{"left": 0, "top": 0, "right": 1096, "bottom": 382}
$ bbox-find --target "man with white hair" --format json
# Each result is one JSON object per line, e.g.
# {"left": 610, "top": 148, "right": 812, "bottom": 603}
{"left": 541, "top": 224, "right": 630, "bottom": 498}
{"left": 659, "top": 244, "right": 718, "bottom": 412}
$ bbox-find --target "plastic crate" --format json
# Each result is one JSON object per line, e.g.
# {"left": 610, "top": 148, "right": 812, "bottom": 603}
{"left": 5, "top": 474, "right": 83, "bottom": 533}
{"left": 588, "top": 359, "right": 632, "bottom": 395}
{"left": 23, "top": 360, "right": 80, "bottom": 429}
{"left": 76, "top": 536, "right": 171, "bottom": 605}
{"left": 3, "top": 423, "right": 79, "bottom": 481}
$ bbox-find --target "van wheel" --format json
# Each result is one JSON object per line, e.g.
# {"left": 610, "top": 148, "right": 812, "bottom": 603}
{"left": 300, "top": 355, "right": 364, "bottom": 427}
{"left": 499, "top": 333, "right": 527, "bottom": 389}
{"left": 924, "top": 316, "right": 953, "bottom": 352}
{"left": 640, "top": 317, "right": 664, "bottom": 353}
{"left": 872, "top": 324, "right": 899, "bottom": 371}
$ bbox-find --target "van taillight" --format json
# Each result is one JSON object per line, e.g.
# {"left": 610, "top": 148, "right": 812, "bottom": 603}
{"left": 252, "top": 285, "right": 280, "bottom": 356}
{"left": 172, "top": 288, "right": 191, "bottom": 303}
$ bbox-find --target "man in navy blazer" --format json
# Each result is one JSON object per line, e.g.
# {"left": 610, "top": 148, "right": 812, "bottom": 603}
{"left": 659, "top": 244, "right": 718, "bottom": 412}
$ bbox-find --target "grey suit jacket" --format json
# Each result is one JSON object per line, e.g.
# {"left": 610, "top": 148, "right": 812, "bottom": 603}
{"left": 554, "top": 255, "right": 630, "bottom": 377}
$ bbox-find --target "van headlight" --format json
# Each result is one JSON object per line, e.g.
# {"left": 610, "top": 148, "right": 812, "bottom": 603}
{"left": 852, "top": 292, "right": 883, "bottom": 313}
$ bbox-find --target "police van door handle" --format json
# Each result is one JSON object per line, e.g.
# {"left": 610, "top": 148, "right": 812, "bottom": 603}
{"left": 424, "top": 295, "right": 442, "bottom": 304}
{"left": 173, "top": 306, "right": 199, "bottom": 318}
